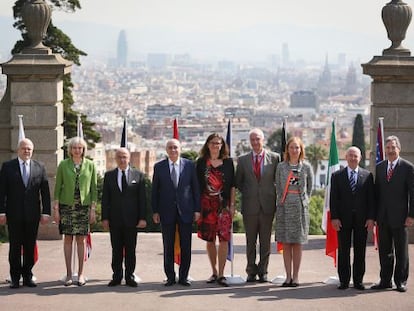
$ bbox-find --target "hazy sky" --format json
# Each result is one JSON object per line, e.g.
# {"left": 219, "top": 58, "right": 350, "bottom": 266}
{"left": 0, "top": 0, "right": 412, "bottom": 62}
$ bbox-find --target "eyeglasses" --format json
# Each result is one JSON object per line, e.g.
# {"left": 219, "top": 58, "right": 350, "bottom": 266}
{"left": 209, "top": 141, "right": 222, "bottom": 145}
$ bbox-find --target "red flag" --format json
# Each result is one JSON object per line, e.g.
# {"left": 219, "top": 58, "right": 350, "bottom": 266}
{"left": 172, "top": 118, "right": 181, "bottom": 265}
{"left": 85, "top": 233, "right": 92, "bottom": 261}
{"left": 34, "top": 242, "right": 39, "bottom": 264}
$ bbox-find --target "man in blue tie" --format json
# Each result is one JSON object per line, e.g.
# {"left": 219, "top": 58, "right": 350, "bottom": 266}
{"left": 0, "top": 138, "right": 51, "bottom": 289}
{"left": 151, "top": 139, "right": 200, "bottom": 287}
{"left": 330, "top": 146, "right": 375, "bottom": 290}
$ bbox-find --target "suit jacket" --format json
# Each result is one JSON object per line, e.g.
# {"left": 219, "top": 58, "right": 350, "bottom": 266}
{"left": 54, "top": 158, "right": 98, "bottom": 206}
{"left": 151, "top": 157, "right": 200, "bottom": 224}
{"left": 101, "top": 167, "right": 147, "bottom": 227}
{"left": 235, "top": 150, "right": 280, "bottom": 215}
{"left": 375, "top": 157, "right": 414, "bottom": 228}
{"left": 0, "top": 158, "right": 51, "bottom": 223}
{"left": 330, "top": 166, "right": 375, "bottom": 228}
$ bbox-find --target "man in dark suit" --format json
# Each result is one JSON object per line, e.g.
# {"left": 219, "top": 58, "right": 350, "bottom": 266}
{"left": 235, "top": 128, "right": 280, "bottom": 282}
{"left": 371, "top": 135, "right": 414, "bottom": 293}
{"left": 102, "top": 148, "right": 147, "bottom": 287}
{"left": 151, "top": 139, "right": 200, "bottom": 287}
{"left": 330, "top": 146, "right": 375, "bottom": 290}
{"left": 0, "top": 138, "right": 51, "bottom": 289}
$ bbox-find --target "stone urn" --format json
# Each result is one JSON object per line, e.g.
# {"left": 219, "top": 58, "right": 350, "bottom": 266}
{"left": 21, "top": 0, "right": 51, "bottom": 53}
{"left": 382, "top": 0, "right": 412, "bottom": 56}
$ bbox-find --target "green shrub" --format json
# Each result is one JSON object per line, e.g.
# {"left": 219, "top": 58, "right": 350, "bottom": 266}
{"left": 309, "top": 194, "right": 324, "bottom": 235}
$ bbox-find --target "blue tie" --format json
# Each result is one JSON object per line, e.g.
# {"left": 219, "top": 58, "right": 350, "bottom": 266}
{"left": 349, "top": 170, "right": 356, "bottom": 192}
{"left": 22, "top": 162, "right": 29, "bottom": 187}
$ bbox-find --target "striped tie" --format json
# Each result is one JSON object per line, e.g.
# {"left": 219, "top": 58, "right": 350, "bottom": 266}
{"left": 349, "top": 170, "right": 356, "bottom": 192}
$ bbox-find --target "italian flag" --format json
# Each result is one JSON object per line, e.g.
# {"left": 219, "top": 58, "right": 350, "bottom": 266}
{"left": 322, "top": 120, "right": 339, "bottom": 266}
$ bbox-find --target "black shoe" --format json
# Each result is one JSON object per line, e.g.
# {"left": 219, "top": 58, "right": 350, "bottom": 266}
{"left": 246, "top": 274, "right": 257, "bottom": 282}
{"left": 206, "top": 274, "right": 217, "bottom": 284}
{"left": 338, "top": 283, "right": 349, "bottom": 290}
{"left": 258, "top": 274, "right": 268, "bottom": 283}
{"left": 396, "top": 284, "right": 407, "bottom": 293}
{"left": 125, "top": 278, "right": 138, "bottom": 287}
{"left": 371, "top": 282, "right": 392, "bottom": 290}
{"left": 164, "top": 279, "right": 176, "bottom": 287}
{"left": 217, "top": 276, "right": 229, "bottom": 287}
{"left": 108, "top": 279, "right": 122, "bottom": 287}
{"left": 281, "top": 279, "right": 291, "bottom": 287}
{"left": 354, "top": 283, "right": 365, "bottom": 290}
{"left": 178, "top": 279, "right": 191, "bottom": 286}
{"left": 9, "top": 281, "right": 19, "bottom": 289}
{"left": 290, "top": 282, "right": 299, "bottom": 287}
{"left": 23, "top": 279, "right": 37, "bottom": 287}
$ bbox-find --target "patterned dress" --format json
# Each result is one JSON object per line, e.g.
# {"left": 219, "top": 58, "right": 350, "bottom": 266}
{"left": 59, "top": 163, "right": 90, "bottom": 235}
{"left": 275, "top": 162, "right": 312, "bottom": 244}
{"left": 197, "top": 160, "right": 232, "bottom": 242}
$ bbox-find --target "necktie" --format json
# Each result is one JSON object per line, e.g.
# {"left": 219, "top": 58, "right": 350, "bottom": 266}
{"left": 121, "top": 170, "right": 128, "bottom": 193}
{"left": 171, "top": 163, "right": 178, "bottom": 188}
{"left": 349, "top": 170, "right": 356, "bottom": 192}
{"left": 387, "top": 163, "right": 394, "bottom": 182}
{"left": 254, "top": 155, "right": 261, "bottom": 181}
{"left": 22, "top": 161, "right": 29, "bottom": 187}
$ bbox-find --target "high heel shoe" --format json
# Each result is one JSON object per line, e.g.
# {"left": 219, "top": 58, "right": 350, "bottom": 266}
{"left": 63, "top": 277, "right": 73, "bottom": 286}
{"left": 281, "top": 279, "right": 292, "bottom": 287}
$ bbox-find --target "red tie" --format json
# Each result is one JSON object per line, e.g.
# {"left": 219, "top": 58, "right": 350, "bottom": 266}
{"left": 254, "top": 155, "right": 261, "bottom": 181}
{"left": 387, "top": 163, "right": 394, "bottom": 182}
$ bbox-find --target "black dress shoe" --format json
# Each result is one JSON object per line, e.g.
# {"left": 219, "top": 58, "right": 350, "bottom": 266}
{"left": 125, "top": 278, "right": 138, "bottom": 287}
{"left": 246, "top": 274, "right": 257, "bottom": 282}
{"left": 258, "top": 274, "right": 268, "bottom": 283}
{"left": 396, "top": 284, "right": 407, "bottom": 293}
{"left": 108, "top": 279, "right": 122, "bottom": 287}
{"left": 337, "top": 283, "right": 349, "bottom": 290}
{"left": 9, "top": 281, "right": 20, "bottom": 289}
{"left": 178, "top": 280, "right": 191, "bottom": 286}
{"left": 164, "top": 279, "right": 176, "bottom": 287}
{"left": 23, "top": 279, "right": 37, "bottom": 287}
{"left": 371, "top": 282, "right": 392, "bottom": 290}
{"left": 354, "top": 283, "right": 365, "bottom": 290}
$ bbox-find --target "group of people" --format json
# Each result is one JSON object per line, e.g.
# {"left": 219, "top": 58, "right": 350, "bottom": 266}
{"left": 330, "top": 136, "right": 414, "bottom": 293}
{"left": 0, "top": 130, "right": 412, "bottom": 293}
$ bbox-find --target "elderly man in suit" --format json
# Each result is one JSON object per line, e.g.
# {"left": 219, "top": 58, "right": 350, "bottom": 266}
{"left": 330, "top": 146, "right": 375, "bottom": 290}
{"left": 235, "top": 128, "right": 280, "bottom": 282}
{"left": 0, "top": 138, "right": 51, "bottom": 289}
{"left": 152, "top": 139, "right": 200, "bottom": 287}
{"left": 371, "top": 135, "right": 414, "bottom": 293}
{"left": 102, "top": 148, "right": 147, "bottom": 287}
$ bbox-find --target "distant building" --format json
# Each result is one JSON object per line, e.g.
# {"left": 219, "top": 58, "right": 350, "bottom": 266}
{"left": 290, "top": 90, "right": 318, "bottom": 110}
{"left": 343, "top": 64, "right": 358, "bottom": 95}
{"left": 147, "top": 53, "right": 169, "bottom": 69}
{"left": 86, "top": 142, "right": 106, "bottom": 177}
{"left": 146, "top": 104, "right": 182, "bottom": 119}
{"left": 117, "top": 30, "right": 128, "bottom": 67}
{"left": 106, "top": 148, "right": 156, "bottom": 179}
{"left": 317, "top": 55, "right": 332, "bottom": 97}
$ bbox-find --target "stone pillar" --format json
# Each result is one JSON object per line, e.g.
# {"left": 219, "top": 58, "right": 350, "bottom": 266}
{"left": 0, "top": 0, "right": 72, "bottom": 239}
{"left": 362, "top": 0, "right": 414, "bottom": 243}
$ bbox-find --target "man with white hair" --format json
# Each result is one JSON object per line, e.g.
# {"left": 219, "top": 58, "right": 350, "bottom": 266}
{"left": 0, "top": 138, "right": 51, "bottom": 289}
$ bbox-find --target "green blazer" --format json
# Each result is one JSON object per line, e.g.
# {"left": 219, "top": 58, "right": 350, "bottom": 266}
{"left": 54, "top": 158, "right": 98, "bottom": 206}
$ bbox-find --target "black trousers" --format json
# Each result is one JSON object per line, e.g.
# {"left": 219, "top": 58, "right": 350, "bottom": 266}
{"left": 8, "top": 220, "right": 39, "bottom": 282}
{"left": 109, "top": 226, "right": 138, "bottom": 281}
{"left": 377, "top": 223, "right": 409, "bottom": 286}
{"left": 337, "top": 213, "right": 367, "bottom": 285}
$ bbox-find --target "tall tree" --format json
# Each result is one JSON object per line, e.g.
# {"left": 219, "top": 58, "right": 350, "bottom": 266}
{"left": 305, "top": 144, "right": 328, "bottom": 187}
{"left": 352, "top": 114, "right": 366, "bottom": 168}
{"left": 11, "top": 0, "right": 100, "bottom": 149}
{"left": 266, "top": 128, "right": 292, "bottom": 154}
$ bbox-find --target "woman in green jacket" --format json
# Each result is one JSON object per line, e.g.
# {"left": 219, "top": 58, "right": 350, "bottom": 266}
{"left": 54, "top": 137, "right": 97, "bottom": 286}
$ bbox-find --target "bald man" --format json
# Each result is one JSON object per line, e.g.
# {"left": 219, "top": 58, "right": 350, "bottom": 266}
{"left": 102, "top": 148, "right": 147, "bottom": 287}
{"left": 330, "top": 146, "right": 375, "bottom": 290}
{"left": 0, "top": 138, "right": 51, "bottom": 289}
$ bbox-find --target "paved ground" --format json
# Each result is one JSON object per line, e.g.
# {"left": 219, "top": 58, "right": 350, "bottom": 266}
{"left": 1, "top": 232, "right": 413, "bottom": 311}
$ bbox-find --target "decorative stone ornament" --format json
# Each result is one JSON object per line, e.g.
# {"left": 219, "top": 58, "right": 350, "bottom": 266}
{"left": 21, "top": 0, "right": 51, "bottom": 54}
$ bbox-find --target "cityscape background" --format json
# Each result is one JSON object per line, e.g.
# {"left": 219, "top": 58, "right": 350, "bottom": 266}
{"left": 1, "top": 0, "right": 411, "bottom": 186}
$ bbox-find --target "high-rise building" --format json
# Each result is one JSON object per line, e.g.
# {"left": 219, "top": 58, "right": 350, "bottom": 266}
{"left": 117, "top": 30, "right": 128, "bottom": 67}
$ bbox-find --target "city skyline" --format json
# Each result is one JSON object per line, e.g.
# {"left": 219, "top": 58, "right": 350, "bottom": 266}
{"left": 0, "top": 1, "right": 412, "bottom": 63}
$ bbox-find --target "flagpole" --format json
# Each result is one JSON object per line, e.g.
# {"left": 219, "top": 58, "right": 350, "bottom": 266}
{"left": 224, "top": 116, "right": 245, "bottom": 284}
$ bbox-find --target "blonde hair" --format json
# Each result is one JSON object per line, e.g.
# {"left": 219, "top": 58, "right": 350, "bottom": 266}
{"left": 284, "top": 136, "right": 305, "bottom": 162}
{"left": 67, "top": 136, "right": 87, "bottom": 158}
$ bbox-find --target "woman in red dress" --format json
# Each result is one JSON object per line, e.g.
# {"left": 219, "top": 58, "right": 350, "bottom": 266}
{"left": 196, "top": 133, "right": 235, "bottom": 286}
